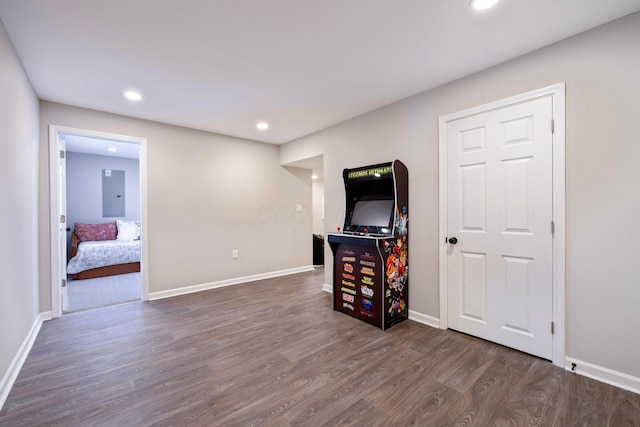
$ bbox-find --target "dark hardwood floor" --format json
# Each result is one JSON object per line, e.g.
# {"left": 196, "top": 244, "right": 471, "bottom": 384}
{"left": 1, "top": 268, "right": 639, "bottom": 426}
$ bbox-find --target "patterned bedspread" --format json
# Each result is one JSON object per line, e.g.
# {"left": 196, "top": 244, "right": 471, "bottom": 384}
{"left": 67, "top": 240, "right": 141, "bottom": 274}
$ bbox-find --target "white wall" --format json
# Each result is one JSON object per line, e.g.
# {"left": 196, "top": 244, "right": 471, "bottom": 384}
{"left": 0, "top": 19, "right": 40, "bottom": 401}
{"left": 281, "top": 13, "right": 640, "bottom": 379}
{"left": 39, "top": 103, "right": 313, "bottom": 309}
{"left": 312, "top": 180, "right": 324, "bottom": 236}
{"left": 66, "top": 152, "right": 141, "bottom": 226}
{"left": 65, "top": 151, "right": 140, "bottom": 255}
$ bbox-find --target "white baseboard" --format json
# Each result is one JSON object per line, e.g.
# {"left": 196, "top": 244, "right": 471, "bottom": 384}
{"left": 408, "top": 310, "right": 441, "bottom": 329}
{"left": 148, "top": 265, "right": 316, "bottom": 301}
{"left": 317, "top": 293, "right": 440, "bottom": 329}
{"left": 0, "top": 312, "right": 47, "bottom": 411}
{"left": 565, "top": 357, "right": 640, "bottom": 395}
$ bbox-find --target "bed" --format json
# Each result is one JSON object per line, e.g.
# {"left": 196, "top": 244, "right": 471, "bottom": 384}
{"left": 67, "top": 220, "right": 141, "bottom": 280}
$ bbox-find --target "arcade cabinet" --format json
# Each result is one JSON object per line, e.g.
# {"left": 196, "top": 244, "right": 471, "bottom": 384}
{"left": 327, "top": 160, "right": 408, "bottom": 330}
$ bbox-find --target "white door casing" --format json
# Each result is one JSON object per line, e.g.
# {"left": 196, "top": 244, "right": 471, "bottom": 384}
{"left": 59, "top": 137, "right": 68, "bottom": 312}
{"left": 438, "top": 84, "right": 565, "bottom": 366}
{"left": 48, "top": 125, "right": 149, "bottom": 318}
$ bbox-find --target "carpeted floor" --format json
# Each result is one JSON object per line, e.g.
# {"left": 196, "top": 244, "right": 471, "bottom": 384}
{"left": 66, "top": 272, "right": 141, "bottom": 312}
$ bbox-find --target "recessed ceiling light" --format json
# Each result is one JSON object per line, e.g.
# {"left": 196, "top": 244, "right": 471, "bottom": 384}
{"left": 311, "top": 175, "right": 318, "bottom": 180}
{"left": 471, "top": 0, "right": 499, "bottom": 11}
{"left": 124, "top": 91, "right": 142, "bottom": 101}
{"left": 107, "top": 147, "right": 117, "bottom": 152}
{"left": 256, "top": 121, "right": 269, "bottom": 130}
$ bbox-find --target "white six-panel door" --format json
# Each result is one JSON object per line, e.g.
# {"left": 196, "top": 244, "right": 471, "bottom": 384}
{"left": 445, "top": 95, "right": 554, "bottom": 360}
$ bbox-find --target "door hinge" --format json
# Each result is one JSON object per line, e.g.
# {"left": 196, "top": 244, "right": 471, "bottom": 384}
{"left": 551, "top": 220, "right": 555, "bottom": 236}
{"left": 62, "top": 278, "right": 67, "bottom": 288}
{"left": 551, "top": 119, "right": 555, "bottom": 134}
{"left": 59, "top": 150, "right": 65, "bottom": 159}
{"left": 60, "top": 214, "right": 66, "bottom": 223}
{"left": 551, "top": 321, "right": 555, "bottom": 334}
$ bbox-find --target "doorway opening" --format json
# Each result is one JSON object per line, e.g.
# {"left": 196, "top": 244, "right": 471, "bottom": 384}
{"left": 281, "top": 155, "right": 325, "bottom": 267}
{"left": 49, "top": 125, "right": 148, "bottom": 317}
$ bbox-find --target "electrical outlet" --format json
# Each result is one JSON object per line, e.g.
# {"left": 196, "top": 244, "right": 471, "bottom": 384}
{"left": 232, "top": 249, "right": 239, "bottom": 259}
{"left": 296, "top": 204, "right": 303, "bottom": 212}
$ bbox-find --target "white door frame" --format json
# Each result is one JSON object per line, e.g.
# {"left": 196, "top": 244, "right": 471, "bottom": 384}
{"left": 48, "top": 124, "right": 149, "bottom": 318}
{"left": 58, "top": 136, "right": 68, "bottom": 312}
{"left": 438, "top": 83, "right": 566, "bottom": 367}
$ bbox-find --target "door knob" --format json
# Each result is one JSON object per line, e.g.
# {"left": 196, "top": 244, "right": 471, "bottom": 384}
{"left": 447, "top": 237, "right": 458, "bottom": 244}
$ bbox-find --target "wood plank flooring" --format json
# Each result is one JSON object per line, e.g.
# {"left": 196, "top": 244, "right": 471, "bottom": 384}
{"left": 1, "top": 268, "right": 639, "bottom": 426}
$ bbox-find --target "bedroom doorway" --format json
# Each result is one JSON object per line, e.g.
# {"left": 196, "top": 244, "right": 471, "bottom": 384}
{"left": 49, "top": 125, "right": 148, "bottom": 317}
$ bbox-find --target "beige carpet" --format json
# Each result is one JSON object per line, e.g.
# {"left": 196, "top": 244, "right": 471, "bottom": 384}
{"left": 66, "top": 272, "right": 141, "bottom": 312}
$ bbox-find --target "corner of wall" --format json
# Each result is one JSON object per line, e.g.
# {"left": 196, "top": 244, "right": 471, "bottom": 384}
{"left": 0, "top": 313, "right": 46, "bottom": 411}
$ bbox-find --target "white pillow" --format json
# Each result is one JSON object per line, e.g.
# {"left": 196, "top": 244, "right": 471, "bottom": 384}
{"left": 116, "top": 220, "right": 140, "bottom": 241}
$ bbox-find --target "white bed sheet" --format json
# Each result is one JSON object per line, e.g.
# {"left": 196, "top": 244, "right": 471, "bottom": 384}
{"left": 67, "top": 240, "right": 141, "bottom": 274}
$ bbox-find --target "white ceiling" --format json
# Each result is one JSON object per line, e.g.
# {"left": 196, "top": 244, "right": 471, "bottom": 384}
{"left": 63, "top": 134, "right": 140, "bottom": 159}
{"left": 1, "top": 1, "right": 639, "bottom": 144}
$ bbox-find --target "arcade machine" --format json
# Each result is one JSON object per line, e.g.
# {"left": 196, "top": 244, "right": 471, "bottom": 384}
{"left": 327, "top": 160, "right": 408, "bottom": 330}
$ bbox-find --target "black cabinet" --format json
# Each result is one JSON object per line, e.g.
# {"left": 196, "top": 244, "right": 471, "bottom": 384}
{"left": 328, "top": 160, "right": 408, "bottom": 330}
{"left": 313, "top": 234, "right": 324, "bottom": 266}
